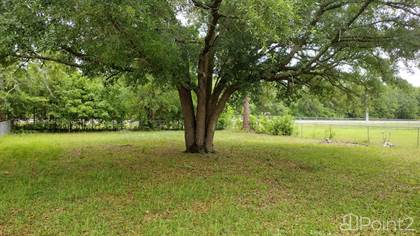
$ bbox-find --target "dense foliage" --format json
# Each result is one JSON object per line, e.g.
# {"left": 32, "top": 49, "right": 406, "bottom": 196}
{"left": 244, "top": 79, "right": 420, "bottom": 120}
{"left": 0, "top": 63, "right": 182, "bottom": 131}
{"left": 242, "top": 114, "right": 295, "bottom": 136}
{"left": 1, "top": 61, "right": 419, "bottom": 132}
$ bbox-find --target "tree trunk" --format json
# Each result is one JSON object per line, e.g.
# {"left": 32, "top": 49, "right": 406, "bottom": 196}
{"left": 195, "top": 51, "right": 213, "bottom": 152}
{"left": 177, "top": 0, "right": 229, "bottom": 154}
{"left": 178, "top": 87, "right": 199, "bottom": 153}
{"left": 178, "top": 84, "right": 237, "bottom": 154}
{"left": 204, "top": 111, "right": 219, "bottom": 153}
{"left": 242, "top": 96, "right": 250, "bottom": 131}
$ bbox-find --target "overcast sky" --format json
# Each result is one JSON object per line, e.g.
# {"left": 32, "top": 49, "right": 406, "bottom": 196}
{"left": 399, "top": 63, "right": 420, "bottom": 87}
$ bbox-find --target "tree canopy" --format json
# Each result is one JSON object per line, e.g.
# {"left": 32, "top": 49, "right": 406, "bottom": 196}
{"left": 1, "top": 0, "right": 419, "bottom": 152}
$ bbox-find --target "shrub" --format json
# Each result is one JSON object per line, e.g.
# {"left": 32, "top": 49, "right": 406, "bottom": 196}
{"left": 268, "top": 115, "right": 294, "bottom": 136}
{"left": 239, "top": 114, "right": 295, "bottom": 136}
{"left": 232, "top": 116, "right": 243, "bottom": 130}
{"left": 249, "top": 114, "right": 258, "bottom": 131}
{"left": 217, "top": 106, "right": 235, "bottom": 130}
{"left": 255, "top": 115, "right": 269, "bottom": 133}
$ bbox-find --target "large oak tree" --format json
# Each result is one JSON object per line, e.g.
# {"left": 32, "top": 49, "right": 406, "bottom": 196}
{"left": 1, "top": 0, "right": 419, "bottom": 152}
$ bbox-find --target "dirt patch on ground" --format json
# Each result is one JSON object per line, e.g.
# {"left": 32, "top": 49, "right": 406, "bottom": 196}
{"left": 238, "top": 187, "right": 288, "bottom": 210}
{"left": 261, "top": 158, "right": 316, "bottom": 172}
{"left": 100, "top": 144, "right": 137, "bottom": 155}
{"left": 189, "top": 201, "right": 212, "bottom": 214}
{"left": 68, "top": 148, "right": 82, "bottom": 158}
{"left": 142, "top": 200, "right": 215, "bottom": 224}
{"left": 65, "top": 144, "right": 139, "bottom": 159}
{"left": 142, "top": 210, "right": 172, "bottom": 223}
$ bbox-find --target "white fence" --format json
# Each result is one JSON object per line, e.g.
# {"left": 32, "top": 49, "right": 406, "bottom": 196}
{"left": 294, "top": 120, "right": 420, "bottom": 148}
{"left": 295, "top": 120, "right": 420, "bottom": 127}
{"left": 0, "top": 120, "right": 12, "bottom": 137}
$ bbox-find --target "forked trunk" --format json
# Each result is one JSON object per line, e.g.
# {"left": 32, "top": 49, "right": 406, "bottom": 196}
{"left": 177, "top": 0, "right": 230, "bottom": 154}
{"left": 178, "top": 85, "right": 237, "bottom": 154}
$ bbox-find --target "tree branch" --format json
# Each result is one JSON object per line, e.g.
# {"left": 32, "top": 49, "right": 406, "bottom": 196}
{"left": 279, "top": 1, "right": 351, "bottom": 68}
{"left": 301, "top": 0, "right": 374, "bottom": 71}
{"left": 13, "top": 53, "right": 82, "bottom": 68}
{"left": 191, "top": 0, "right": 212, "bottom": 10}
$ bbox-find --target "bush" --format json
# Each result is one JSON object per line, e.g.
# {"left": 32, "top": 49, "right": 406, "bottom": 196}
{"left": 232, "top": 116, "right": 243, "bottom": 130}
{"left": 255, "top": 115, "right": 269, "bottom": 133}
{"left": 217, "top": 106, "right": 235, "bottom": 130}
{"left": 268, "top": 115, "right": 294, "bottom": 136}
{"left": 245, "top": 114, "right": 295, "bottom": 136}
{"left": 249, "top": 114, "right": 258, "bottom": 130}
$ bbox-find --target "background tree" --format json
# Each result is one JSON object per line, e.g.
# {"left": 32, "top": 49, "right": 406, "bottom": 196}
{"left": 0, "top": 62, "right": 183, "bottom": 131}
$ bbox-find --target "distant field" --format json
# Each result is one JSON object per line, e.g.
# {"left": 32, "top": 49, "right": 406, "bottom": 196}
{"left": 295, "top": 120, "right": 420, "bottom": 148}
{"left": 296, "top": 119, "right": 420, "bottom": 127}
{"left": 0, "top": 131, "right": 419, "bottom": 235}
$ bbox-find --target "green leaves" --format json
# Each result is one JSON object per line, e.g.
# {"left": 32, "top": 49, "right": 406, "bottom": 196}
{"left": 0, "top": 61, "right": 184, "bottom": 129}
{"left": 0, "top": 0, "right": 182, "bottom": 81}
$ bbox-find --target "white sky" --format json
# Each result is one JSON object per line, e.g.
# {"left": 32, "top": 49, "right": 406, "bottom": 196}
{"left": 399, "top": 65, "right": 420, "bottom": 87}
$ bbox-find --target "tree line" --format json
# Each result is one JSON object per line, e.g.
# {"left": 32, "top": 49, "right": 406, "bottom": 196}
{"left": 247, "top": 81, "right": 420, "bottom": 120}
{"left": 0, "top": 63, "right": 183, "bottom": 131}
{"left": 1, "top": 61, "right": 419, "bottom": 132}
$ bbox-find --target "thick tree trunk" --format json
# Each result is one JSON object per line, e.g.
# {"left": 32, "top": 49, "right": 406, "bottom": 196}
{"left": 178, "top": 87, "right": 199, "bottom": 153}
{"left": 178, "top": 83, "right": 221, "bottom": 153}
{"left": 195, "top": 54, "right": 209, "bottom": 153}
{"left": 178, "top": 0, "right": 228, "bottom": 154}
{"left": 204, "top": 111, "right": 219, "bottom": 153}
{"left": 178, "top": 84, "right": 237, "bottom": 154}
{"left": 242, "top": 96, "right": 250, "bottom": 131}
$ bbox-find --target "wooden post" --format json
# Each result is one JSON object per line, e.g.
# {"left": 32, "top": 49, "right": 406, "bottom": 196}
{"left": 417, "top": 128, "right": 419, "bottom": 148}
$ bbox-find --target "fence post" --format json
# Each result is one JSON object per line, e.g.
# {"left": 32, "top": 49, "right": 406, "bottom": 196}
{"left": 417, "top": 128, "right": 419, "bottom": 148}
{"left": 328, "top": 125, "right": 332, "bottom": 139}
{"left": 367, "top": 126, "right": 370, "bottom": 145}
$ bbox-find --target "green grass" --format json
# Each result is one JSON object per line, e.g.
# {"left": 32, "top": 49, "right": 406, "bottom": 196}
{"left": 295, "top": 125, "right": 420, "bottom": 148}
{"left": 0, "top": 131, "right": 419, "bottom": 235}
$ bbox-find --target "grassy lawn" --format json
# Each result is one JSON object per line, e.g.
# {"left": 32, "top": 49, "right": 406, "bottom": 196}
{"left": 0, "top": 131, "right": 419, "bottom": 235}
